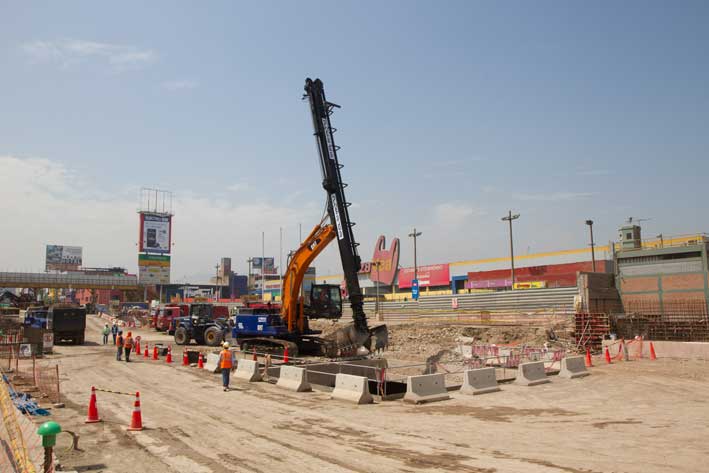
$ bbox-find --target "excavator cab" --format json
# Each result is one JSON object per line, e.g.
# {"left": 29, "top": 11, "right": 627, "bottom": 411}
{"left": 307, "top": 284, "right": 342, "bottom": 319}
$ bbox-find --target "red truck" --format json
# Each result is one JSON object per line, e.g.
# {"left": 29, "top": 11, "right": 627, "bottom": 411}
{"left": 154, "top": 304, "right": 189, "bottom": 332}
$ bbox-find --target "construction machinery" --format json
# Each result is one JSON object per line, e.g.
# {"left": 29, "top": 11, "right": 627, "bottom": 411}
{"left": 232, "top": 78, "right": 388, "bottom": 357}
{"left": 172, "top": 303, "right": 229, "bottom": 347}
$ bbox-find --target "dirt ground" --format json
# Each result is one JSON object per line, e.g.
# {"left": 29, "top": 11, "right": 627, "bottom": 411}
{"left": 30, "top": 315, "right": 709, "bottom": 472}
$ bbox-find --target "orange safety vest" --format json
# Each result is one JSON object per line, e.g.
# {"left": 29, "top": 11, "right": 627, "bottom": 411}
{"left": 220, "top": 350, "right": 233, "bottom": 369}
{"left": 124, "top": 337, "right": 134, "bottom": 349}
{"left": 116, "top": 336, "right": 124, "bottom": 347}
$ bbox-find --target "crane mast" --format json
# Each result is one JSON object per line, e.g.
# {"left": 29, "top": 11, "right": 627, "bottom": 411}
{"left": 304, "top": 78, "right": 368, "bottom": 335}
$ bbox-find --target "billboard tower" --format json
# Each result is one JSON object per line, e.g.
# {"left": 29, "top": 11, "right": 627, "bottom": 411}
{"left": 138, "top": 188, "right": 173, "bottom": 286}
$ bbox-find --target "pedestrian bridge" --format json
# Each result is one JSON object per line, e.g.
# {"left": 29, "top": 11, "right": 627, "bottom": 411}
{"left": 0, "top": 272, "right": 139, "bottom": 290}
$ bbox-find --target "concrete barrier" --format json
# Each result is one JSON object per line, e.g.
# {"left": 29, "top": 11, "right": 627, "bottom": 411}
{"left": 514, "top": 361, "right": 550, "bottom": 386}
{"left": 276, "top": 366, "right": 311, "bottom": 392}
{"left": 331, "top": 373, "right": 373, "bottom": 404}
{"left": 460, "top": 368, "right": 501, "bottom": 395}
{"left": 235, "top": 359, "right": 262, "bottom": 382}
{"left": 404, "top": 374, "right": 449, "bottom": 404}
{"left": 559, "top": 356, "right": 590, "bottom": 379}
{"left": 204, "top": 353, "right": 221, "bottom": 373}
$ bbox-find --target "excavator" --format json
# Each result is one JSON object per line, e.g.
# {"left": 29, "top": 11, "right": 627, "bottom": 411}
{"left": 232, "top": 78, "right": 388, "bottom": 357}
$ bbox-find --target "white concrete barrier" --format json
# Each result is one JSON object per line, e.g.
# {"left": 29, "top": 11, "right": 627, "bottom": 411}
{"left": 204, "top": 353, "right": 221, "bottom": 373}
{"left": 235, "top": 359, "right": 262, "bottom": 382}
{"left": 331, "top": 373, "right": 373, "bottom": 404}
{"left": 276, "top": 366, "right": 311, "bottom": 392}
{"left": 514, "top": 361, "right": 550, "bottom": 386}
{"left": 559, "top": 356, "right": 590, "bottom": 379}
{"left": 460, "top": 368, "right": 501, "bottom": 395}
{"left": 404, "top": 374, "right": 449, "bottom": 404}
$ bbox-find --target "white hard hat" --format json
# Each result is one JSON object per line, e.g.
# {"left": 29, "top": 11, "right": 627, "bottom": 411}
{"left": 223, "top": 342, "right": 230, "bottom": 348}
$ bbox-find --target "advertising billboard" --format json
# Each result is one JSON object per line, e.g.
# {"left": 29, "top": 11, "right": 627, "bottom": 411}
{"left": 360, "top": 235, "right": 400, "bottom": 286}
{"left": 252, "top": 257, "right": 276, "bottom": 274}
{"left": 139, "top": 213, "right": 172, "bottom": 254}
{"left": 45, "top": 245, "right": 83, "bottom": 271}
{"left": 398, "top": 264, "right": 450, "bottom": 289}
{"left": 138, "top": 254, "right": 170, "bottom": 284}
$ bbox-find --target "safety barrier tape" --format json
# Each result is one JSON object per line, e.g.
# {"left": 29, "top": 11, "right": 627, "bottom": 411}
{"left": 93, "top": 388, "right": 136, "bottom": 396}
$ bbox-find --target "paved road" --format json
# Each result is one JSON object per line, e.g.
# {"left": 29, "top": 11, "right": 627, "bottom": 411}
{"left": 48, "top": 314, "right": 709, "bottom": 472}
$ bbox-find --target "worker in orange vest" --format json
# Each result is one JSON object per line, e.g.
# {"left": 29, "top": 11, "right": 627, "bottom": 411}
{"left": 220, "top": 342, "right": 233, "bottom": 391}
{"left": 124, "top": 331, "right": 134, "bottom": 363}
{"left": 116, "top": 330, "right": 124, "bottom": 361}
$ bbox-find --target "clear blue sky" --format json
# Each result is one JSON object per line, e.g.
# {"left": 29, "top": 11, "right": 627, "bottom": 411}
{"left": 1, "top": 1, "right": 708, "bottom": 280}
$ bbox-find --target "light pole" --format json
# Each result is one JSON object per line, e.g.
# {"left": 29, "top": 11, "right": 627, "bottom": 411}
{"left": 246, "top": 258, "right": 253, "bottom": 294}
{"left": 501, "top": 211, "right": 520, "bottom": 289}
{"left": 214, "top": 264, "right": 220, "bottom": 301}
{"left": 656, "top": 234, "right": 664, "bottom": 248}
{"left": 408, "top": 228, "right": 422, "bottom": 281}
{"left": 373, "top": 261, "right": 381, "bottom": 316}
{"left": 585, "top": 220, "right": 596, "bottom": 272}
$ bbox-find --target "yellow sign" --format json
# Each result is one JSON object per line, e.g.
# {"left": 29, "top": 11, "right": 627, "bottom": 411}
{"left": 513, "top": 281, "right": 547, "bottom": 290}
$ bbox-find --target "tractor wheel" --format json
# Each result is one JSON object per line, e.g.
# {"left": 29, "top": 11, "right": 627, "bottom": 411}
{"left": 204, "top": 327, "right": 223, "bottom": 347}
{"left": 174, "top": 327, "right": 189, "bottom": 345}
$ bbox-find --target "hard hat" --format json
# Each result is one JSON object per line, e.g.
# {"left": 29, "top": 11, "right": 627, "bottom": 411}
{"left": 223, "top": 342, "right": 230, "bottom": 348}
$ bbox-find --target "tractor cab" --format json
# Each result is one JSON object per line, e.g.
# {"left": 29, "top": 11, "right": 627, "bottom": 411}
{"left": 307, "top": 284, "right": 342, "bottom": 319}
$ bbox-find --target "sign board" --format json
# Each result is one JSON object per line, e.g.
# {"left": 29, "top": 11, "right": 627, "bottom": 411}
{"left": 398, "top": 264, "right": 450, "bottom": 289}
{"left": 451, "top": 297, "right": 459, "bottom": 309}
{"left": 138, "top": 254, "right": 170, "bottom": 284}
{"left": 466, "top": 279, "right": 512, "bottom": 289}
{"left": 252, "top": 257, "right": 276, "bottom": 273}
{"left": 411, "top": 279, "right": 419, "bottom": 300}
{"left": 43, "top": 332, "right": 54, "bottom": 353}
{"left": 363, "top": 235, "right": 400, "bottom": 286}
{"left": 513, "top": 281, "right": 547, "bottom": 290}
{"left": 139, "top": 213, "right": 172, "bottom": 254}
{"left": 45, "top": 245, "right": 83, "bottom": 271}
{"left": 19, "top": 344, "right": 32, "bottom": 358}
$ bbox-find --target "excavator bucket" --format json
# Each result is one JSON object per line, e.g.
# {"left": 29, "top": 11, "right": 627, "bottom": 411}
{"left": 323, "top": 323, "right": 389, "bottom": 357}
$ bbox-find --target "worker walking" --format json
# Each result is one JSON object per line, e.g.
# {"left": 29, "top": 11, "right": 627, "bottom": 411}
{"left": 124, "top": 332, "right": 134, "bottom": 362}
{"left": 111, "top": 322, "right": 119, "bottom": 345}
{"left": 116, "top": 330, "right": 124, "bottom": 361}
{"left": 220, "top": 342, "right": 233, "bottom": 391}
{"left": 102, "top": 324, "right": 110, "bottom": 345}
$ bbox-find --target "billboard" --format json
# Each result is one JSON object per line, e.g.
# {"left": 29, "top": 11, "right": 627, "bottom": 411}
{"left": 138, "top": 254, "right": 170, "bottom": 284}
{"left": 398, "top": 264, "right": 450, "bottom": 289}
{"left": 139, "top": 213, "right": 172, "bottom": 254}
{"left": 45, "top": 245, "right": 83, "bottom": 271}
{"left": 359, "top": 235, "right": 400, "bottom": 286}
{"left": 252, "top": 257, "right": 276, "bottom": 274}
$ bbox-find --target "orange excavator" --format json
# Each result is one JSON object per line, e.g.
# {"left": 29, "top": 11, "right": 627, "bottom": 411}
{"left": 231, "top": 78, "right": 388, "bottom": 357}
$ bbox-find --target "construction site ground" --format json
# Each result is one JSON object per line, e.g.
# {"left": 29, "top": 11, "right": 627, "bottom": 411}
{"left": 37, "top": 315, "right": 709, "bottom": 472}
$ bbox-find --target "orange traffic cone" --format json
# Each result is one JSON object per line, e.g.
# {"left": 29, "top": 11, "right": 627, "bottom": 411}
{"left": 126, "top": 392, "right": 143, "bottom": 431}
{"left": 650, "top": 342, "right": 657, "bottom": 360}
{"left": 135, "top": 340, "right": 141, "bottom": 354}
{"left": 252, "top": 349, "right": 257, "bottom": 361}
{"left": 85, "top": 386, "right": 101, "bottom": 423}
{"left": 152, "top": 346, "right": 158, "bottom": 360}
{"left": 585, "top": 348, "right": 593, "bottom": 367}
{"left": 197, "top": 353, "right": 204, "bottom": 369}
{"left": 144, "top": 345, "right": 149, "bottom": 358}
{"left": 166, "top": 346, "right": 173, "bottom": 364}
{"left": 604, "top": 347, "right": 612, "bottom": 364}
{"left": 283, "top": 346, "right": 289, "bottom": 364}
{"left": 182, "top": 350, "right": 189, "bottom": 366}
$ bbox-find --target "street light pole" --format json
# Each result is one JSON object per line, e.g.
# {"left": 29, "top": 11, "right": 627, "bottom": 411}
{"left": 214, "top": 264, "right": 220, "bottom": 301}
{"left": 585, "top": 220, "right": 596, "bottom": 272}
{"left": 501, "top": 211, "right": 520, "bottom": 289}
{"left": 408, "top": 228, "right": 422, "bottom": 281}
{"left": 373, "top": 261, "right": 381, "bottom": 316}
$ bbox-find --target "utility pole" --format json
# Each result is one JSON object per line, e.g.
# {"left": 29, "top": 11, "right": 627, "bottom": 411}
{"left": 214, "top": 264, "right": 220, "bottom": 301}
{"left": 408, "top": 228, "right": 422, "bottom": 281}
{"left": 373, "top": 261, "right": 381, "bottom": 316}
{"left": 657, "top": 234, "right": 664, "bottom": 248}
{"left": 501, "top": 211, "right": 520, "bottom": 289}
{"left": 261, "top": 231, "right": 265, "bottom": 303}
{"left": 585, "top": 220, "right": 596, "bottom": 272}
{"left": 279, "top": 226, "right": 283, "bottom": 302}
{"left": 246, "top": 258, "right": 253, "bottom": 294}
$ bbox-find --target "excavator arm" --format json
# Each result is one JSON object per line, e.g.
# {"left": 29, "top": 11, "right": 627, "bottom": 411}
{"left": 281, "top": 221, "right": 336, "bottom": 333}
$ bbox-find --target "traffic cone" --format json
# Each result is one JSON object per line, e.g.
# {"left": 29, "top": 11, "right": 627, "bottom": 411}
{"left": 604, "top": 347, "right": 612, "bottom": 364}
{"left": 197, "top": 353, "right": 204, "bottom": 369}
{"left": 252, "top": 349, "right": 257, "bottom": 361}
{"left": 182, "top": 350, "right": 189, "bottom": 366}
{"left": 144, "top": 345, "right": 149, "bottom": 358}
{"left": 152, "top": 346, "right": 158, "bottom": 360}
{"left": 283, "top": 346, "right": 289, "bottom": 363}
{"left": 166, "top": 346, "right": 173, "bottom": 363}
{"left": 135, "top": 340, "right": 141, "bottom": 354}
{"left": 85, "top": 386, "right": 101, "bottom": 423}
{"left": 126, "top": 392, "right": 143, "bottom": 431}
{"left": 585, "top": 348, "right": 593, "bottom": 367}
{"left": 650, "top": 342, "right": 657, "bottom": 360}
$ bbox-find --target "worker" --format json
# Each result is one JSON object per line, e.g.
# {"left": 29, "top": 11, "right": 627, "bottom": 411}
{"left": 116, "top": 330, "right": 124, "bottom": 361}
{"left": 124, "top": 331, "right": 134, "bottom": 362}
{"left": 102, "top": 324, "right": 110, "bottom": 345}
{"left": 220, "top": 342, "right": 233, "bottom": 391}
{"left": 111, "top": 322, "right": 119, "bottom": 345}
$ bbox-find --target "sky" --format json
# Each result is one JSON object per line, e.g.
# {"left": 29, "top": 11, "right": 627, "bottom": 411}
{"left": 1, "top": 1, "right": 708, "bottom": 282}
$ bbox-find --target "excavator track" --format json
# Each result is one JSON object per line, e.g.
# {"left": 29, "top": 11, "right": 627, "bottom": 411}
{"left": 237, "top": 338, "right": 300, "bottom": 358}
